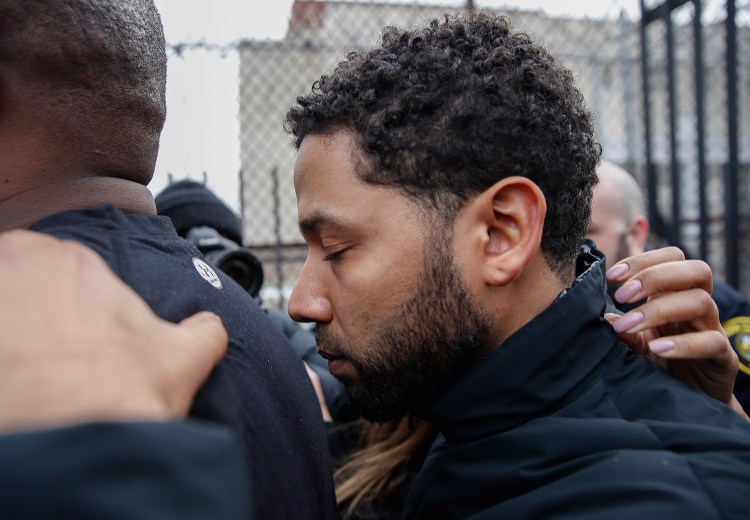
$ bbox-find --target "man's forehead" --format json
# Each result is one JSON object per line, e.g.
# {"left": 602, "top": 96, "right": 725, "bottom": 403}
{"left": 298, "top": 208, "right": 357, "bottom": 235}
{"left": 293, "top": 133, "right": 429, "bottom": 243}
{"left": 593, "top": 180, "right": 624, "bottom": 211}
{"left": 294, "top": 131, "right": 357, "bottom": 189}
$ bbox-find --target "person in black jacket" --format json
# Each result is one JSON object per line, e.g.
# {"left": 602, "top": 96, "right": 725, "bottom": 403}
{"left": 284, "top": 10, "right": 750, "bottom": 518}
{"left": 588, "top": 159, "right": 750, "bottom": 411}
{"left": 0, "top": 229, "right": 253, "bottom": 519}
{"left": 0, "top": 1, "right": 335, "bottom": 518}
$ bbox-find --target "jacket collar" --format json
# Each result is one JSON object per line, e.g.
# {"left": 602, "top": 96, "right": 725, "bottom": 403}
{"left": 417, "top": 242, "right": 620, "bottom": 443}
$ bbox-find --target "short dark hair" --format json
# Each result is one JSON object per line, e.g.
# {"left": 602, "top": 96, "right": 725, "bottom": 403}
{"left": 285, "top": 11, "right": 601, "bottom": 278}
{"left": 0, "top": 0, "right": 167, "bottom": 180}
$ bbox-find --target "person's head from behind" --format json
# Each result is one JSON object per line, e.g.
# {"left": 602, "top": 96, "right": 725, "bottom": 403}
{"left": 285, "top": 11, "right": 600, "bottom": 422}
{"left": 587, "top": 161, "right": 649, "bottom": 292}
{"left": 0, "top": 0, "right": 167, "bottom": 207}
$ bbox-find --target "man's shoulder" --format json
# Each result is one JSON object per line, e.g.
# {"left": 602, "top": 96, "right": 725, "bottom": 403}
{"left": 29, "top": 206, "right": 253, "bottom": 315}
{"left": 415, "top": 446, "right": 738, "bottom": 519}
{"left": 406, "top": 411, "right": 750, "bottom": 519}
{"left": 29, "top": 207, "right": 337, "bottom": 517}
{"left": 407, "top": 341, "right": 750, "bottom": 519}
{"left": 28, "top": 205, "right": 183, "bottom": 268}
{"left": 27, "top": 205, "right": 308, "bottom": 398}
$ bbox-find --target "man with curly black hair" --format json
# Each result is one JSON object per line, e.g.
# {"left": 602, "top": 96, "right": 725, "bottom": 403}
{"left": 286, "top": 11, "right": 750, "bottom": 519}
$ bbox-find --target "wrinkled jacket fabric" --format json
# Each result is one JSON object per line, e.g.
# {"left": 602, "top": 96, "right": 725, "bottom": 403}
{"left": 31, "top": 206, "right": 336, "bottom": 520}
{"left": 405, "top": 248, "right": 750, "bottom": 519}
{"left": 0, "top": 421, "right": 253, "bottom": 519}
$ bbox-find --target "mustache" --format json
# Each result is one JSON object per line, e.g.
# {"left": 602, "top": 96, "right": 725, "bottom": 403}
{"left": 315, "top": 326, "right": 350, "bottom": 359}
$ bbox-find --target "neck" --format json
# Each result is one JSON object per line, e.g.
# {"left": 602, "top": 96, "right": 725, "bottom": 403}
{"left": 484, "top": 254, "right": 571, "bottom": 350}
{"left": 0, "top": 175, "right": 156, "bottom": 232}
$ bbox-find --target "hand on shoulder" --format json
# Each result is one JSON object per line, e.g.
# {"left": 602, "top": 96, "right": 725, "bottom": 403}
{"left": 0, "top": 229, "right": 229, "bottom": 433}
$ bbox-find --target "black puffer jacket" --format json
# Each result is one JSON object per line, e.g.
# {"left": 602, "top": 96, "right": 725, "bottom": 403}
{"left": 405, "top": 248, "right": 750, "bottom": 519}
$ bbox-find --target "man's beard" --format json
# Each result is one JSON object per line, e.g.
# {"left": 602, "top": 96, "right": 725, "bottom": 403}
{"left": 605, "top": 232, "right": 631, "bottom": 296}
{"left": 316, "top": 244, "right": 492, "bottom": 423}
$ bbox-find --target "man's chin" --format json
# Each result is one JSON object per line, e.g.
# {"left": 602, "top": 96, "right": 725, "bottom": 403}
{"left": 342, "top": 381, "right": 416, "bottom": 423}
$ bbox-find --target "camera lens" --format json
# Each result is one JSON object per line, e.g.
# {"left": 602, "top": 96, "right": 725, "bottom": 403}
{"left": 208, "top": 248, "right": 264, "bottom": 298}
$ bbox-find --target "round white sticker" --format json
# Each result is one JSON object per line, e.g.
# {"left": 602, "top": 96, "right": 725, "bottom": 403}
{"left": 192, "top": 257, "right": 223, "bottom": 289}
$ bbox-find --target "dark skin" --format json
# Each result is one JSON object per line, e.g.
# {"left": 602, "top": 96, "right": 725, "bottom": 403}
{"left": 0, "top": 68, "right": 158, "bottom": 233}
{"left": 0, "top": 0, "right": 165, "bottom": 232}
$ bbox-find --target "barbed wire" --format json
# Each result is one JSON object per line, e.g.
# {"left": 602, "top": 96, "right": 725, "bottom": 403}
{"left": 166, "top": 41, "right": 240, "bottom": 58}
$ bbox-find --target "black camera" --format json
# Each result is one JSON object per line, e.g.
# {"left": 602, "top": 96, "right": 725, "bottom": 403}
{"left": 185, "top": 226, "right": 264, "bottom": 298}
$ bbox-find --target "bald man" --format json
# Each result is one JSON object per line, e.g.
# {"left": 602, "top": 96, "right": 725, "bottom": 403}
{"left": 587, "top": 161, "right": 650, "bottom": 295}
{"left": 588, "top": 160, "right": 750, "bottom": 411}
{"left": 0, "top": 1, "right": 335, "bottom": 517}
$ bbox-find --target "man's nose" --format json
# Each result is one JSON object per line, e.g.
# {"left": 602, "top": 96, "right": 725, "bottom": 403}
{"left": 288, "top": 257, "right": 332, "bottom": 325}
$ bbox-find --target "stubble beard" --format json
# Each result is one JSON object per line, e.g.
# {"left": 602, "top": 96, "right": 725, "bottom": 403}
{"left": 317, "top": 242, "right": 492, "bottom": 423}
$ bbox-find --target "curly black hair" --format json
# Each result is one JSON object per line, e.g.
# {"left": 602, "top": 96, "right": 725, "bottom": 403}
{"left": 285, "top": 11, "right": 601, "bottom": 279}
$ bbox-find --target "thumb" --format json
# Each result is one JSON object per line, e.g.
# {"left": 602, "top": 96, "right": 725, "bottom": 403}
{"left": 179, "top": 311, "right": 229, "bottom": 366}
{"left": 162, "top": 312, "right": 229, "bottom": 414}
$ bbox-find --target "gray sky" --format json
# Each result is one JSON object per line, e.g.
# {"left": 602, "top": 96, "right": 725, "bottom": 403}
{"left": 150, "top": 1, "right": 640, "bottom": 211}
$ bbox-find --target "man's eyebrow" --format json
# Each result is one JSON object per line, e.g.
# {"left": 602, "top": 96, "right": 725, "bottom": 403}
{"left": 298, "top": 210, "right": 351, "bottom": 235}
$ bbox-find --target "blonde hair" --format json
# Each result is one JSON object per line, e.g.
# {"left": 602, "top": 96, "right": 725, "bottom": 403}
{"left": 335, "top": 418, "right": 435, "bottom": 519}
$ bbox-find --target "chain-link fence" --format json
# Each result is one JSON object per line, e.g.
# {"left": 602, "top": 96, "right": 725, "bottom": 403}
{"left": 162, "top": 0, "right": 749, "bottom": 307}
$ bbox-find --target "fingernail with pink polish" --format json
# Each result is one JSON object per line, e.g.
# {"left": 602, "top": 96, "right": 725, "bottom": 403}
{"left": 649, "top": 339, "right": 676, "bottom": 354}
{"left": 614, "top": 279, "right": 642, "bottom": 303}
{"left": 612, "top": 311, "right": 643, "bottom": 334}
{"left": 606, "top": 263, "right": 629, "bottom": 280}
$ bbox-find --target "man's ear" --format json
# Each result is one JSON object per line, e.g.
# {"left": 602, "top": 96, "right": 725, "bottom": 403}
{"left": 474, "top": 176, "right": 547, "bottom": 287}
{"left": 627, "top": 215, "right": 650, "bottom": 256}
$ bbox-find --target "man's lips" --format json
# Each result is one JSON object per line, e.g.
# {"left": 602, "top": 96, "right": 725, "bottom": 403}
{"left": 317, "top": 349, "right": 341, "bottom": 361}
{"left": 318, "top": 349, "right": 353, "bottom": 378}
